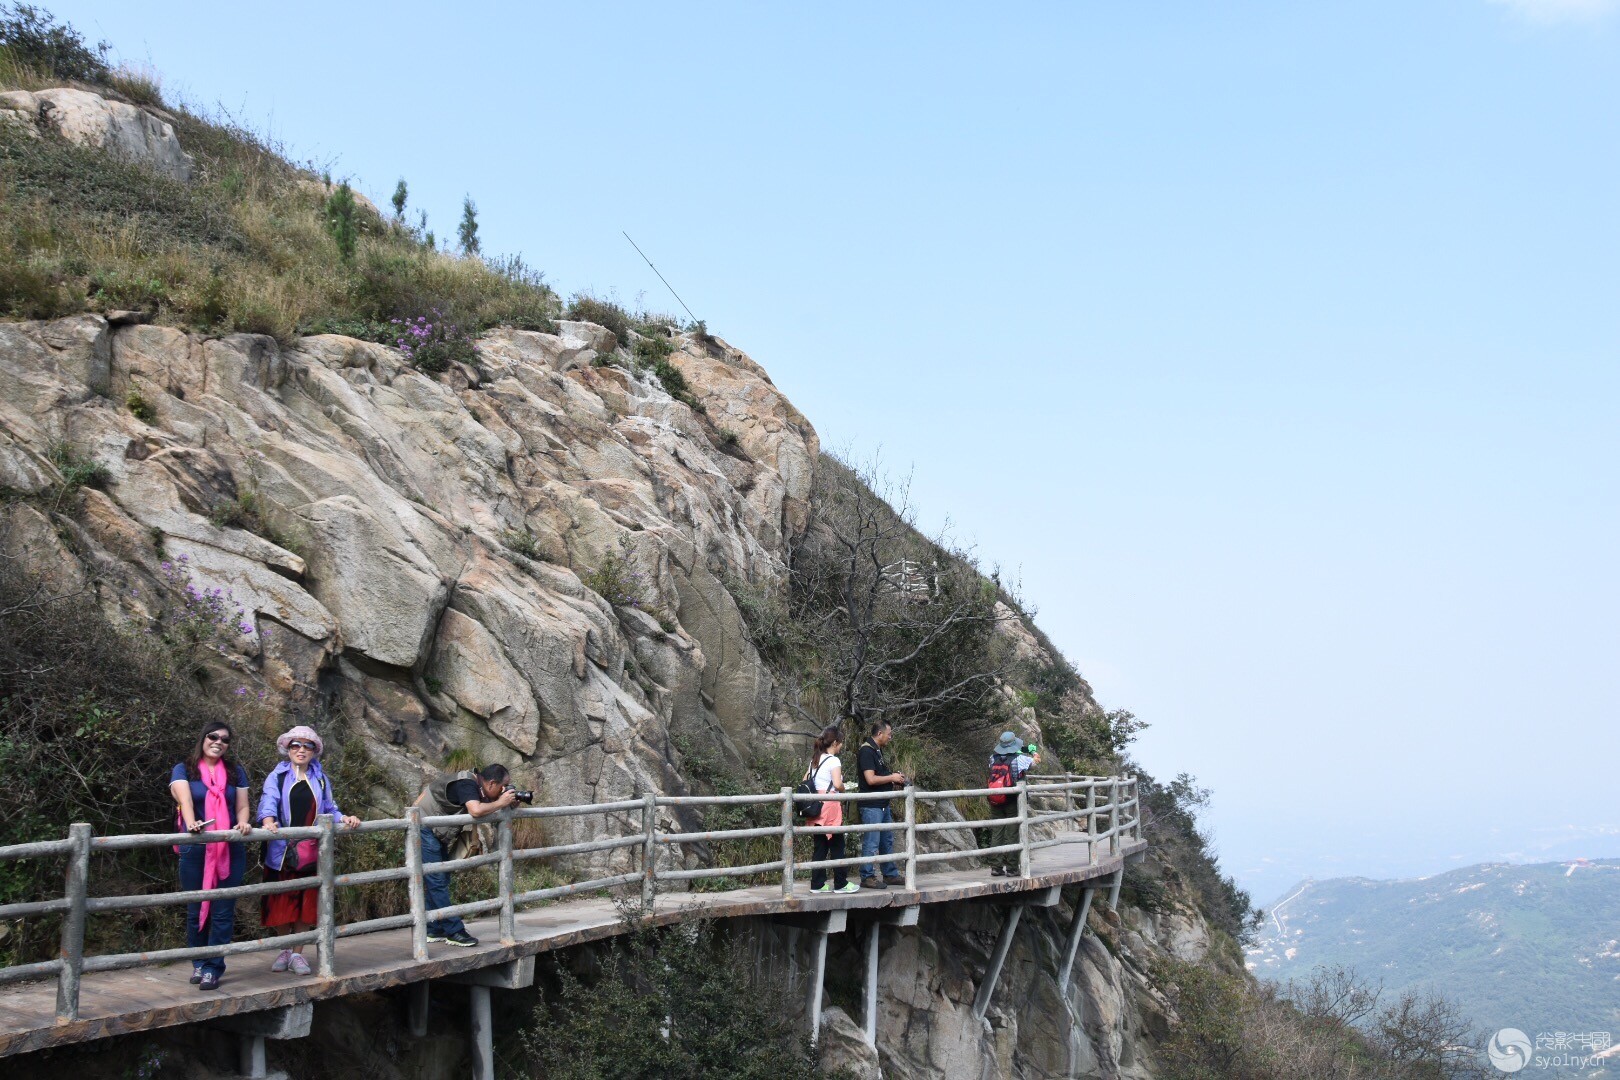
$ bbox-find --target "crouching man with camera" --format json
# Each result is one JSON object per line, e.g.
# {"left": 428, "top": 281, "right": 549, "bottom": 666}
{"left": 413, "top": 763, "right": 531, "bottom": 948}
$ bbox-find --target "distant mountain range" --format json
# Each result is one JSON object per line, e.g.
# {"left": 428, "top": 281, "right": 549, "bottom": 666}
{"left": 1248, "top": 860, "right": 1620, "bottom": 1046}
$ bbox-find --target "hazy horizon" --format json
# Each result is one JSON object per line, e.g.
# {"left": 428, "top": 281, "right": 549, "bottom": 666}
{"left": 51, "top": 0, "right": 1619, "bottom": 907}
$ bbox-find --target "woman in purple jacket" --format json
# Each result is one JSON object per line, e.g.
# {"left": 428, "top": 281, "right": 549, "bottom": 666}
{"left": 256, "top": 725, "right": 359, "bottom": 975}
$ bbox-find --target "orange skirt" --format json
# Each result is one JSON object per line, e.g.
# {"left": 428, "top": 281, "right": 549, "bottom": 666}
{"left": 261, "top": 862, "right": 318, "bottom": 928}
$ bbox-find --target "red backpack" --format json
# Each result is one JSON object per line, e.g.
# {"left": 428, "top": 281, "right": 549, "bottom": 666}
{"left": 987, "top": 755, "right": 1016, "bottom": 806}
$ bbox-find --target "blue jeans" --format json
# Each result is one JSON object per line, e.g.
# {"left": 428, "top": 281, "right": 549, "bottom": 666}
{"left": 177, "top": 842, "right": 246, "bottom": 978}
{"left": 420, "top": 829, "right": 466, "bottom": 937}
{"left": 859, "top": 805, "right": 899, "bottom": 880}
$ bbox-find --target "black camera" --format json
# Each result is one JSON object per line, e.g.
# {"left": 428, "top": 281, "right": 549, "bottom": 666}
{"left": 506, "top": 787, "right": 535, "bottom": 805}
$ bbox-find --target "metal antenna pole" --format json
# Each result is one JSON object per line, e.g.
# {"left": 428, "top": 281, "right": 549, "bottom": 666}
{"left": 622, "top": 231, "right": 699, "bottom": 325}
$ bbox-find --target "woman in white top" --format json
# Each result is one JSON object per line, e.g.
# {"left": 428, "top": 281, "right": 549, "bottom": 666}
{"left": 807, "top": 725, "right": 857, "bottom": 893}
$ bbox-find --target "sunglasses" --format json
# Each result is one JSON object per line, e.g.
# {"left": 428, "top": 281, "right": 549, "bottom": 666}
{"left": 286, "top": 741, "right": 316, "bottom": 752}
{"left": 204, "top": 732, "right": 231, "bottom": 744}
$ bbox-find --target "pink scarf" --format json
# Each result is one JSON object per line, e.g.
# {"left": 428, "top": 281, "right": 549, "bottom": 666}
{"left": 195, "top": 759, "right": 232, "bottom": 931}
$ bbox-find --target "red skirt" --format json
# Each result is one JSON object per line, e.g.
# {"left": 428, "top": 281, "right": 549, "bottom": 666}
{"left": 261, "top": 861, "right": 318, "bottom": 928}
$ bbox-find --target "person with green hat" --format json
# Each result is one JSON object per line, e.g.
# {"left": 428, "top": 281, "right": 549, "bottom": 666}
{"left": 983, "top": 731, "right": 1038, "bottom": 877}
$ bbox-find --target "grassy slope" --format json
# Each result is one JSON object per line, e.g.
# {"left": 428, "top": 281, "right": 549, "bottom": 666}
{"left": 1, "top": 53, "right": 558, "bottom": 344}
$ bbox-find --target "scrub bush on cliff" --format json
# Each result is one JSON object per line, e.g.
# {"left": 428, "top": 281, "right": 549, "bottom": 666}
{"left": 0, "top": 532, "right": 264, "bottom": 962}
{"left": 515, "top": 915, "right": 836, "bottom": 1080}
{"left": 0, "top": 3, "right": 107, "bottom": 82}
{"left": 778, "top": 452, "right": 1016, "bottom": 743}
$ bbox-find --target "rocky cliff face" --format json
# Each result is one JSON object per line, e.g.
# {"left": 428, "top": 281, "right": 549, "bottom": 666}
{"left": 0, "top": 314, "right": 812, "bottom": 827}
{"left": 0, "top": 311, "right": 1215, "bottom": 1077}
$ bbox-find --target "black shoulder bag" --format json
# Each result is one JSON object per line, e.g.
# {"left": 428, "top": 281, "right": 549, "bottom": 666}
{"left": 794, "top": 758, "right": 825, "bottom": 820}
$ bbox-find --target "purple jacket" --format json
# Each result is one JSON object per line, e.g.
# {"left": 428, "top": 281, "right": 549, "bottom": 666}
{"left": 256, "top": 760, "right": 343, "bottom": 872}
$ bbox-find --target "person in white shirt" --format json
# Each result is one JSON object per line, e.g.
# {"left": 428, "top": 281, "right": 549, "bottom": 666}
{"left": 806, "top": 725, "right": 859, "bottom": 893}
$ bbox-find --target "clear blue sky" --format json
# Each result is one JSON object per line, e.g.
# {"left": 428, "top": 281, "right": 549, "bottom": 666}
{"left": 58, "top": 0, "right": 1619, "bottom": 903}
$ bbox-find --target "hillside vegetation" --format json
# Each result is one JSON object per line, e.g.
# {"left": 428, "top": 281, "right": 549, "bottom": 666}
{"left": 1250, "top": 860, "right": 1620, "bottom": 1042}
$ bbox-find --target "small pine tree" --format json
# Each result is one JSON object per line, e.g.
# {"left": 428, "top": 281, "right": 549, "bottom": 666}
{"left": 458, "top": 195, "right": 480, "bottom": 256}
{"left": 323, "top": 181, "right": 358, "bottom": 262}
{"left": 391, "top": 178, "right": 407, "bottom": 220}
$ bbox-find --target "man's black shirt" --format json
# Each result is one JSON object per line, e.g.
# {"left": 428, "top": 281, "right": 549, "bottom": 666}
{"left": 856, "top": 739, "right": 898, "bottom": 811}
{"left": 445, "top": 778, "right": 482, "bottom": 808}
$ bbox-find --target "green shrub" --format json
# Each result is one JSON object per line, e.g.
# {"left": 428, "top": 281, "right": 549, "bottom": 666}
{"left": 88, "top": 267, "right": 167, "bottom": 312}
{"left": 630, "top": 330, "right": 671, "bottom": 367}
{"left": 47, "top": 441, "right": 107, "bottom": 497}
{"left": 653, "top": 357, "right": 699, "bottom": 408}
{"left": 390, "top": 178, "right": 407, "bottom": 220}
{"left": 501, "top": 527, "right": 543, "bottom": 560}
{"left": 0, "top": 3, "right": 107, "bottom": 82}
{"left": 124, "top": 389, "right": 153, "bottom": 421}
{"left": 630, "top": 331, "right": 701, "bottom": 406}
{"left": 565, "top": 293, "right": 631, "bottom": 346}
{"left": 514, "top": 915, "right": 829, "bottom": 1080}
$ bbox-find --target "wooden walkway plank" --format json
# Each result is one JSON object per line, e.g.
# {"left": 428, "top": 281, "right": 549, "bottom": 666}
{"left": 0, "top": 839, "right": 1143, "bottom": 1058}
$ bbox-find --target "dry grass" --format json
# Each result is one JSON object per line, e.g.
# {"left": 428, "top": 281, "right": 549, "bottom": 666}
{"left": 102, "top": 63, "right": 162, "bottom": 107}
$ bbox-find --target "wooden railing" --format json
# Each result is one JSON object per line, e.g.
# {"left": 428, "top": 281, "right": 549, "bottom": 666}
{"left": 0, "top": 774, "right": 1140, "bottom": 1022}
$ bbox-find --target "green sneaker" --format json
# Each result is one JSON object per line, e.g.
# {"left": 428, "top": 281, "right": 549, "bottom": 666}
{"left": 812, "top": 884, "right": 833, "bottom": 893}
{"left": 835, "top": 882, "right": 860, "bottom": 894}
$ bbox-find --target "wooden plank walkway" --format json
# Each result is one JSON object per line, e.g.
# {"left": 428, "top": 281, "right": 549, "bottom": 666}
{"left": 0, "top": 838, "right": 1145, "bottom": 1058}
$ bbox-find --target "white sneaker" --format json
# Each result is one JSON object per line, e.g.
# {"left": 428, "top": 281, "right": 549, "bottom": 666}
{"left": 270, "top": 950, "right": 291, "bottom": 972}
{"left": 835, "top": 882, "right": 860, "bottom": 894}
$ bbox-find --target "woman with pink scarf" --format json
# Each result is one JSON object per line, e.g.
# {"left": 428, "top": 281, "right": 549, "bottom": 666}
{"left": 168, "top": 721, "right": 253, "bottom": 991}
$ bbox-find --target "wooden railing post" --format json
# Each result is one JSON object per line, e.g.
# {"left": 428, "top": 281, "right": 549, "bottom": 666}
{"left": 904, "top": 786, "right": 917, "bottom": 890}
{"left": 641, "top": 793, "right": 657, "bottom": 909}
{"left": 54, "top": 822, "right": 91, "bottom": 1022}
{"left": 315, "top": 814, "right": 337, "bottom": 977}
{"left": 406, "top": 807, "right": 428, "bottom": 962}
{"left": 1017, "top": 784, "right": 1031, "bottom": 878}
{"left": 497, "top": 814, "right": 516, "bottom": 944}
{"left": 780, "top": 787, "right": 795, "bottom": 897}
